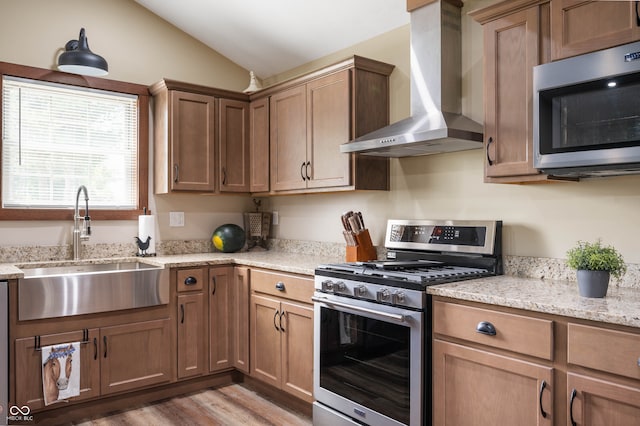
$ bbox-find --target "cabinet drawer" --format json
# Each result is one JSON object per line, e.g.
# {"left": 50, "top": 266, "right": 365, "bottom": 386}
{"left": 433, "top": 301, "right": 553, "bottom": 360}
{"left": 176, "top": 268, "right": 205, "bottom": 292}
{"left": 568, "top": 323, "right": 640, "bottom": 380}
{"left": 251, "top": 269, "right": 313, "bottom": 304}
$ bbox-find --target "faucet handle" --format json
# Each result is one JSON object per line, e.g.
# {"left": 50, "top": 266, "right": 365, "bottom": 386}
{"left": 82, "top": 217, "right": 91, "bottom": 238}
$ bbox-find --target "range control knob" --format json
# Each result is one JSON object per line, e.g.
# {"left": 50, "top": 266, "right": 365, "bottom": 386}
{"left": 321, "top": 280, "right": 334, "bottom": 292}
{"left": 376, "top": 288, "right": 391, "bottom": 303}
{"left": 354, "top": 285, "right": 367, "bottom": 297}
{"left": 393, "top": 291, "right": 406, "bottom": 304}
{"left": 334, "top": 281, "right": 347, "bottom": 292}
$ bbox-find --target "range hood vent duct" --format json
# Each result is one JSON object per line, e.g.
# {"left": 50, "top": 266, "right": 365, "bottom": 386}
{"left": 341, "top": 0, "right": 483, "bottom": 157}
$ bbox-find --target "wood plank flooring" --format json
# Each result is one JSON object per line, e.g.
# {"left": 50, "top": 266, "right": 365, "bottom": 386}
{"left": 68, "top": 384, "right": 312, "bottom": 426}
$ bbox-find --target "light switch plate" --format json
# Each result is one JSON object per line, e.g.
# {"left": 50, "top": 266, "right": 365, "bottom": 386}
{"left": 170, "top": 211, "right": 185, "bottom": 227}
{"left": 272, "top": 211, "right": 279, "bottom": 225}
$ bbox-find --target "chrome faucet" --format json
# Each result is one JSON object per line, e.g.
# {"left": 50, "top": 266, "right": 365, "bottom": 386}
{"left": 73, "top": 185, "right": 91, "bottom": 260}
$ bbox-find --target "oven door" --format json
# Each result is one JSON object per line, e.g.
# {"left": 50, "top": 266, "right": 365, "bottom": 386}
{"left": 313, "top": 292, "right": 424, "bottom": 426}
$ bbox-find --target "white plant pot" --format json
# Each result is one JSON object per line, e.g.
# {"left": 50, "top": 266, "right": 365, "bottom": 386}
{"left": 577, "top": 270, "right": 610, "bottom": 298}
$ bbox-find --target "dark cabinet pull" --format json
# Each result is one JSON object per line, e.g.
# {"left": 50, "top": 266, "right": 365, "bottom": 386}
{"left": 93, "top": 337, "right": 98, "bottom": 360}
{"left": 569, "top": 388, "right": 577, "bottom": 426}
{"left": 279, "top": 311, "right": 286, "bottom": 332}
{"left": 305, "top": 161, "right": 311, "bottom": 180}
{"left": 275, "top": 281, "right": 285, "bottom": 291}
{"left": 636, "top": 1, "right": 640, "bottom": 27}
{"left": 300, "top": 162, "right": 306, "bottom": 181}
{"left": 173, "top": 164, "right": 179, "bottom": 183}
{"left": 486, "top": 137, "right": 494, "bottom": 166}
{"left": 211, "top": 276, "right": 217, "bottom": 295}
{"left": 103, "top": 336, "right": 107, "bottom": 359}
{"left": 180, "top": 304, "right": 185, "bottom": 324}
{"left": 476, "top": 321, "right": 497, "bottom": 336}
{"left": 539, "top": 380, "right": 548, "bottom": 419}
{"left": 222, "top": 167, "right": 227, "bottom": 185}
{"left": 274, "top": 310, "right": 280, "bottom": 331}
{"left": 184, "top": 276, "right": 197, "bottom": 286}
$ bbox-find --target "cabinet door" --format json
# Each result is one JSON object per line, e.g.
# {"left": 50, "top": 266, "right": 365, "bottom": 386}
{"left": 219, "top": 98, "right": 250, "bottom": 193}
{"left": 433, "top": 340, "right": 553, "bottom": 426}
{"left": 280, "top": 301, "right": 314, "bottom": 403}
{"left": 249, "top": 98, "right": 270, "bottom": 193}
{"left": 306, "top": 70, "right": 351, "bottom": 189}
{"left": 209, "top": 266, "right": 232, "bottom": 372}
{"left": 177, "top": 292, "right": 207, "bottom": 379}
{"left": 270, "top": 85, "right": 307, "bottom": 191}
{"left": 250, "top": 294, "right": 282, "bottom": 388}
{"left": 483, "top": 6, "right": 541, "bottom": 179}
{"left": 551, "top": 1, "right": 640, "bottom": 60}
{"left": 170, "top": 90, "right": 216, "bottom": 191}
{"left": 567, "top": 373, "right": 640, "bottom": 426}
{"left": 14, "top": 329, "right": 100, "bottom": 410}
{"left": 101, "top": 319, "right": 171, "bottom": 395}
{"left": 231, "top": 266, "right": 250, "bottom": 373}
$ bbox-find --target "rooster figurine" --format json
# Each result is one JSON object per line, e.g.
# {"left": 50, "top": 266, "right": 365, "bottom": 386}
{"left": 134, "top": 236, "right": 152, "bottom": 256}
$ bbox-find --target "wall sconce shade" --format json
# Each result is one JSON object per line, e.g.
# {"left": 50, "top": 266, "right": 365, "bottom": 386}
{"left": 57, "top": 28, "right": 108, "bottom": 76}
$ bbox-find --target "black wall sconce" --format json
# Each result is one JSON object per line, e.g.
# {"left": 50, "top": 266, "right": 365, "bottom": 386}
{"left": 57, "top": 28, "right": 108, "bottom": 76}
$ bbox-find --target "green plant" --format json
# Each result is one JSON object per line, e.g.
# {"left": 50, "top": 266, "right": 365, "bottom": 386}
{"left": 566, "top": 240, "right": 627, "bottom": 279}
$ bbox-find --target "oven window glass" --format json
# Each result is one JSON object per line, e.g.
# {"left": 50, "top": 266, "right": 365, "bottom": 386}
{"left": 542, "top": 77, "right": 640, "bottom": 153}
{"left": 319, "top": 307, "right": 411, "bottom": 424}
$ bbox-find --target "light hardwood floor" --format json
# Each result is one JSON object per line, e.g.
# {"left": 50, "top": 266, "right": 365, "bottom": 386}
{"left": 68, "top": 384, "right": 312, "bottom": 426}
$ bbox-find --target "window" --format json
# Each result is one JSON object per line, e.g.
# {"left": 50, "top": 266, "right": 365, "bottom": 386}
{"left": 0, "top": 62, "right": 148, "bottom": 220}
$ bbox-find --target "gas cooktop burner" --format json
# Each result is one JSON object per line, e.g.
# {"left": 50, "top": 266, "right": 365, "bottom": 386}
{"left": 318, "top": 263, "right": 490, "bottom": 284}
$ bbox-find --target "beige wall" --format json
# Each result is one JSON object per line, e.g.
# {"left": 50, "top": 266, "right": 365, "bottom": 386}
{"left": 1, "top": 0, "right": 640, "bottom": 265}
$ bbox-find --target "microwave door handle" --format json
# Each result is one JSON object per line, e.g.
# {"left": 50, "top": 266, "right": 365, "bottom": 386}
{"left": 312, "top": 296, "right": 406, "bottom": 323}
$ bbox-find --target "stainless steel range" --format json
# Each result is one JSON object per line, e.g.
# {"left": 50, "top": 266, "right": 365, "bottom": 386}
{"left": 312, "top": 219, "right": 503, "bottom": 426}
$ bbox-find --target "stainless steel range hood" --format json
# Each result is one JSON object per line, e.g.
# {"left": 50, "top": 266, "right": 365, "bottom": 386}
{"left": 341, "top": 0, "right": 483, "bottom": 157}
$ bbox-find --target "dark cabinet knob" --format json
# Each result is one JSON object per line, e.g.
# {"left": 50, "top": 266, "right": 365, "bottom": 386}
{"left": 476, "top": 321, "right": 497, "bottom": 336}
{"left": 184, "top": 276, "right": 197, "bottom": 286}
{"left": 275, "top": 281, "right": 285, "bottom": 291}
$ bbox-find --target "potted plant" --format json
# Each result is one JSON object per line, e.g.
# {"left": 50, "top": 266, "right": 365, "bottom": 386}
{"left": 566, "top": 240, "right": 626, "bottom": 298}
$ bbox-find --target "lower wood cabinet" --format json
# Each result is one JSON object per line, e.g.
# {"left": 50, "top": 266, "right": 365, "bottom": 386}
{"left": 176, "top": 267, "right": 207, "bottom": 379}
{"left": 433, "top": 297, "right": 640, "bottom": 425}
{"left": 14, "top": 320, "right": 172, "bottom": 410}
{"left": 14, "top": 329, "right": 101, "bottom": 411}
{"left": 231, "top": 266, "right": 250, "bottom": 373}
{"left": 249, "top": 269, "right": 314, "bottom": 403}
{"left": 100, "top": 319, "right": 171, "bottom": 395}
{"left": 566, "top": 323, "right": 640, "bottom": 425}
{"left": 433, "top": 340, "right": 553, "bottom": 425}
{"left": 209, "top": 266, "right": 233, "bottom": 372}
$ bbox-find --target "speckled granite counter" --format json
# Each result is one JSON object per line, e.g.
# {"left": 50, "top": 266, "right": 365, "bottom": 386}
{"left": 0, "top": 251, "right": 343, "bottom": 281}
{"left": 428, "top": 275, "right": 640, "bottom": 329}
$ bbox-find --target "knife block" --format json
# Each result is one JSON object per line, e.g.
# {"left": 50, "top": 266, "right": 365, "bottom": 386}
{"left": 345, "top": 229, "right": 377, "bottom": 262}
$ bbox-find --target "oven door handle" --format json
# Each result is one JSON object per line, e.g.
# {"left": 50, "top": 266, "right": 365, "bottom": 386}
{"left": 312, "top": 296, "right": 406, "bottom": 322}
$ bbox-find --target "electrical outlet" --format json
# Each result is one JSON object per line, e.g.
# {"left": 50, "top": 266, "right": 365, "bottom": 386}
{"left": 272, "top": 211, "right": 279, "bottom": 225}
{"left": 170, "top": 211, "right": 185, "bottom": 227}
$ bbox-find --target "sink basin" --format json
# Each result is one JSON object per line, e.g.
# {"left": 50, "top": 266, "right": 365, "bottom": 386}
{"left": 18, "top": 260, "right": 169, "bottom": 320}
{"left": 21, "top": 261, "right": 161, "bottom": 278}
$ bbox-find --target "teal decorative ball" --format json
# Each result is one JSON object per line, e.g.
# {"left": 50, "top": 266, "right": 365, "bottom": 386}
{"left": 212, "top": 224, "right": 246, "bottom": 253}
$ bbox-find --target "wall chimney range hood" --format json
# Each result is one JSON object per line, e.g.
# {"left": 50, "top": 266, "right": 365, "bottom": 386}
{"left": 341, "top": 0, "right": 483, "bottom": 157}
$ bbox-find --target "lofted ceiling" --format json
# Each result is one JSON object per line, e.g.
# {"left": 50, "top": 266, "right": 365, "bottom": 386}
{"left": 134, "top": 0, "right": 409, "bottom": 79}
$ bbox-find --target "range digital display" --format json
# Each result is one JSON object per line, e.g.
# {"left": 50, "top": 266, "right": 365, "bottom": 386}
{"left": 389, "top": 225, "right": 486, "bottom": 247}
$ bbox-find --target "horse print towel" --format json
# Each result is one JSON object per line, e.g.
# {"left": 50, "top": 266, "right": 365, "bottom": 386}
{"left": 41, "top": 342, "right": 80, "bottom": 406}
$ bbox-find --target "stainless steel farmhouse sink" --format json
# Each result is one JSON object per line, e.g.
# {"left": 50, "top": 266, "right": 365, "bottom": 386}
{"left": 18, "top": 261, "right": 169, "bottom": 320}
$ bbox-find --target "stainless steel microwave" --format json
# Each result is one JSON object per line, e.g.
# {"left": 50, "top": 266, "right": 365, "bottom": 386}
{"left": 533, "top": 40, "right": 640, "bottom": 178}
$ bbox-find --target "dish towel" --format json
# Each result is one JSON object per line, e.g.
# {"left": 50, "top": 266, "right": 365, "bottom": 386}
{"left": 41, "top": 342, "right": 81, "bottom": 406}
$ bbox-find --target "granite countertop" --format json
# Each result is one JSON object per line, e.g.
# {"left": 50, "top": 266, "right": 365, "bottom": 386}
{"left": 0, "top": 251, "right": 343, "bottom": 280}
{"left": 428, "top": 275, "right": 640, "bottom": 329}
{"left": 3, "top": 252, "right": 639, "bottom": 329}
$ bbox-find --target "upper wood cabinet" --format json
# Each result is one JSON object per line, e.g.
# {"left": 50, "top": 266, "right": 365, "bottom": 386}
{"left": 219, "top": 99, "right": 250, "bottom": 192}
{"left": 471, "top": 1, "right": 554, "bottom": 184}
{"left": 255, "top": 56, "right": 394, "bottom": 194}
{"left": 551, "top": 0, "right": 640, "bottom": 61}
{"left": 150, "top": 79, "right": 250, "bottom": 194}
{"left": 249, "top": 98, "right": 270, "bottom": 193}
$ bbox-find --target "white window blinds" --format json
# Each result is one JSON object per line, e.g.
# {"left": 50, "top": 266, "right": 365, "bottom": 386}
{"left": 2, "top": 76, "right": 139, "bottom": 209}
